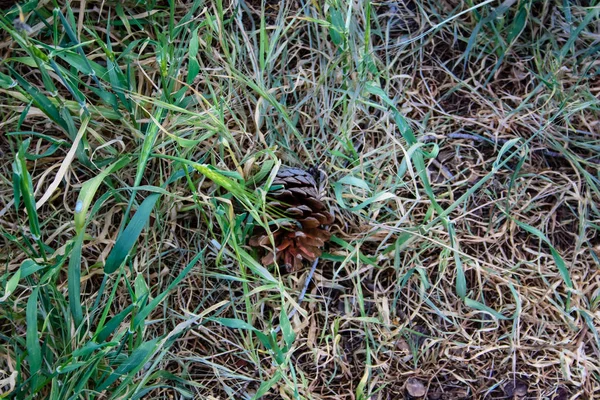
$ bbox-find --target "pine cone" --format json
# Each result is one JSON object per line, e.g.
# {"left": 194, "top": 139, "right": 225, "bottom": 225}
{"left": 249, "top": 166, "right": 334, "bottom": 272}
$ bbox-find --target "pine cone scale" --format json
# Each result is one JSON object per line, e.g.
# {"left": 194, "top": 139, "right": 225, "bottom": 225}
{"left": 299, "top": 217, "right": 320, "bottom": 229}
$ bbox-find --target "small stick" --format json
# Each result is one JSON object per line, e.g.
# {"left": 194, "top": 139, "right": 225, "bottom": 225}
{"left": 275, "top": 257, "right": 319, "bottom": 333}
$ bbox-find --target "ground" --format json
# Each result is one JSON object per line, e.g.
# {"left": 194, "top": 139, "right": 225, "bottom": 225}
{"left": 0, "top": 0, "right": 599, "bottom": 399}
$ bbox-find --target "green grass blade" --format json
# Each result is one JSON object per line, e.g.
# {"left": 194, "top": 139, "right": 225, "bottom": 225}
{"left": 1, "top": 268, "right": 21, "bottom": 302}
{"left": 72, "top": 341, "right": 118, "bottom": 358}
{"left": 464, "top": 298, "right": 510, "bottom": 320}
{"left": 513, "top": 219, "right": 573, "bottom": 289}
{"left": 212, "top": 318, "right": 257, "bottom": 331}
{"left": 74, "top": 156, "right": 130, "bottom": 233}
{"left": 26, "top": 286, "right": 41, "bottom": 394}
{"left": 104, "top": 193, "right": 160, "bottom": 274}
{"left": 13, "top": 140, "right": 41, "bottom": 241}
{"left": 7, "top": 66, "right": 68, "bottom": 131}
{"left": 68, "top": 231, "right": 85, "bottom": 327}
{"left": 11, "top": 163, "right": 21, "bottom": 214}
{"left": 279, "top": 306, "right": 296, "bottom": 349}
{"left": 133, "top": 252, "right": 202, "bottom": 329}
{"left": 97, "top": 337, "right": 160, "bottom": 391}
{"left": 118, "top": 108, "right": 166, "bottom": 234}
{"left": 56, "top": 9, "right": 101, "bottom": 88}
{"left": 95, "top": 304, "right": 135, "bottom": 343}
{"left": 186, "top": 27, "right": 200, "bottom": 86}
{"left": 559, "top": 6, "right": 600, "bottom": 58}
{"left": 252, "top": 371, "right": 282, "bottom": 400}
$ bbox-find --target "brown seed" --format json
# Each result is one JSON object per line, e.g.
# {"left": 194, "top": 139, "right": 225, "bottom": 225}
{"left": 554, "top": 387, "right": 569, "bottom": 400}
{"left": 406, "top": 377, "right": 427, "bottom": 398}
{"left": 504, "top": 379, "right": 528, "bottom": 398}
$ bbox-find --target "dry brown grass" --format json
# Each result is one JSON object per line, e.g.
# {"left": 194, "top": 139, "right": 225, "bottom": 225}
{"left": 1, "top": 0, "right": 599, "bottom": 399}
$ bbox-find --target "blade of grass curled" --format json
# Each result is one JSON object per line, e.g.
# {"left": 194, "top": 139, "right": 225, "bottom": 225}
{"left": 36, "top": 114, "right": 89, "bottom": 210}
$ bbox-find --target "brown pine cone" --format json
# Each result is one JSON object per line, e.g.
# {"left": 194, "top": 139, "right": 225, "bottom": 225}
{"left": 249, "top": 166, "right": 334, "bottom": 272}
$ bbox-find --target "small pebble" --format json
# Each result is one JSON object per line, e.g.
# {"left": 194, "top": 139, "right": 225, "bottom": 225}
{"left": 406, "top": 377, "right": 427, "bottom": 398}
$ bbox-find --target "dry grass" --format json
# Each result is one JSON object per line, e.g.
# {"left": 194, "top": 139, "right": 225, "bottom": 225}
{"left": 1, "top": 0, "right": 599, "bottom": 399}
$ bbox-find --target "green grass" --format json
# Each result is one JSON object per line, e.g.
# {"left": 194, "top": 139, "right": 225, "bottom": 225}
{"left": 0, "top": 0, "right": 599, "bottom": 398}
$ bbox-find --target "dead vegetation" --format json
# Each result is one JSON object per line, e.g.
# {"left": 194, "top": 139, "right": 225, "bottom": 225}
{"left": 0, "top": 0, "right": 599, "bottom": 398}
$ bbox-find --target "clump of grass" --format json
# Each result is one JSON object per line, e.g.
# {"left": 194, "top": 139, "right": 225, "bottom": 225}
{"left": 0, "top": 0, "right": 599, "bottom": 398}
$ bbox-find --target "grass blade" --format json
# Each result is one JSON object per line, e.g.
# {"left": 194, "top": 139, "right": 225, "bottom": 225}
{"left": 95, "top": 305, "right": 135, "bottom": 343}
{"left": 133, "top": 252, "right": 202, "bottom": 329}
{"left": 68, "top": 231, "right": 85, "bottom": 327}
{"left": 74, "top": 156, "right": 130, "bottom": 233}
{"left": 36, "top": 115, "right": 89, "bottom": 210}
{"left": 104, "top": 193, "right": 160, "bottom": 274}
{"left": 26, "top": 286, "right": 41, "bottom": 393}
{"left": 97, "top": 338, "right": 160, "bottom": 391}
{"left": 513, "top": 219, "right": 573, "bottom": 289}
{"left": 13, "top": 140, "right": 41, "bottom": 242}
{"left": 7, "top": 66, "right": 68, "bottom": 131}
